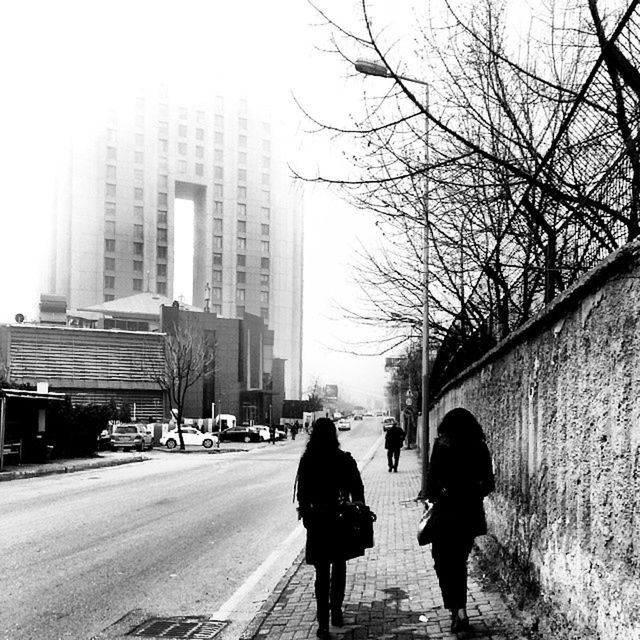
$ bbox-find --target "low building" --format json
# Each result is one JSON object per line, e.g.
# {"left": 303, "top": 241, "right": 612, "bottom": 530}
{"left": 73, "top": 291, "right": 201, "bottom": 331}
{"left": 1, "top": 300, "right": 286, "bottom": 427}
{"left": 160, "top": 306, "right": 285, "bottom": 425}
{"left": 0, "top": 323, "right": 165, "bottom": 419}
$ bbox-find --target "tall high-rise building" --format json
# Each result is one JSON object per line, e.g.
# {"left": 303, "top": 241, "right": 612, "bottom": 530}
{"left": 45, "top": 86, "right": 303, "bottom": 398}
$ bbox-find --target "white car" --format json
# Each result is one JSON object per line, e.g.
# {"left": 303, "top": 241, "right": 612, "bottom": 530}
{"left": 160, "top": 427, "right": 218, "bottom": 449}
{"left": 337, "top": 419, "right": 351, "bottom": 431}
{"left": 251, "top": 425, "right": 271, "bottom": 442}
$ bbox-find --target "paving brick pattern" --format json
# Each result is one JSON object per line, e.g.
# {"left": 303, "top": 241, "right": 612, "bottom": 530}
{"left": 243, "top": 447, "right": 528, "bottom": 640}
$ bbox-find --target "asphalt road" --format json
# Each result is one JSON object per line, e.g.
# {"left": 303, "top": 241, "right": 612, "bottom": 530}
{"left": 0, "top": 416, "right": 384, "bottom": 640}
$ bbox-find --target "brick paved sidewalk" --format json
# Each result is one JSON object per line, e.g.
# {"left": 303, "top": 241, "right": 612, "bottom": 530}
{"left": 241, "top": 445, "right": 529, "bottom": 640}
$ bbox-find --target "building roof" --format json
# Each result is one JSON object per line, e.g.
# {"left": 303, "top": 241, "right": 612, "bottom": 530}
{"left": 77, "top": 292, "right": 202, "bottom": 320}
{"left": 0, "top": 388, "right": 66, "bottom": 401}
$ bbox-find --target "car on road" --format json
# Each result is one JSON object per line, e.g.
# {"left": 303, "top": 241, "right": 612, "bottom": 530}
{"left": 219, "top": 426, "right": 262, "bottom": 443}
{"left": 160, "top": 427, "right": 218, "bottom": 449}
{"left": 110, "top": 423, "right": 154, "bottom": 451}
{"left": 337, "top": 418, "right": 351, "bottom": 431}
{"left": 382, "top": 416, "right": 398, "bottom": 432}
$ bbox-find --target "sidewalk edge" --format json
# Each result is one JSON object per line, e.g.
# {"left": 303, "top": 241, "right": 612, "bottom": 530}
{"left": 238, "top": 549, "right": 305, "bottom": 640}
{"left": 0, "top": 455, "right": 148, "bottom": 482}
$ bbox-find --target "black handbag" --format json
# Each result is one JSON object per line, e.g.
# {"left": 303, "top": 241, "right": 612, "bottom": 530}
{"left": 337, "top": 501, "right": 377, "bottom": 553}
{"left": 417, "top": 502, "right": 437, "bottom": 546}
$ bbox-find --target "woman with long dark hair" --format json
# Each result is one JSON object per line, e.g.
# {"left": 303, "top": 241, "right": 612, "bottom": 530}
{"left": 425, "top": 407, "right": 495, "bottom": 633}
{"left": 296, "top": 417, "right": 365, "bottom": 639}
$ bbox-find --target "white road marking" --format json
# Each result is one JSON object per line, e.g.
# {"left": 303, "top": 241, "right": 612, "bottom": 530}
{"left": 211, "top": 521, "right": 305, "bottom": 620}
{"left": 359, "top": 434, "right": 384, "bottom": 470}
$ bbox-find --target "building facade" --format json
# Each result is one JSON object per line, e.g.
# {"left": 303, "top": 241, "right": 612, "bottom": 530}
{"left": 0, "top": 323, "right": 166, "bottom": 419}
{"left": 46, "top": 86, "right": 303, "bottom": 398}
{"left": 1, "top": 309, "right": 285, "bottom": 426}
{"left": 160, "top": 306, "right": 284, "bottom": 425}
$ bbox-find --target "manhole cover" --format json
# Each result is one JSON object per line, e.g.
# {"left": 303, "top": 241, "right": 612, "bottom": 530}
{"left": 128, "top": 616, "right": 228, "bottom": 639}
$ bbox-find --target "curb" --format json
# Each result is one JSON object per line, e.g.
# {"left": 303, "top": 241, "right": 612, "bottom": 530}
{"left": 238, "top": 549, "right": 305, "bottom": 640}
{"left": 0, "top": 454, "right": 148, "bottom": 482}
{"left": 153, "top": 447, "right": 248, "bottom": 455}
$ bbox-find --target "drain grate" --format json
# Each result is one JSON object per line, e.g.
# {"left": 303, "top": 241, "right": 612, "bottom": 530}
{"left": 128, "top": 616, "right": 228, "bottom": 639}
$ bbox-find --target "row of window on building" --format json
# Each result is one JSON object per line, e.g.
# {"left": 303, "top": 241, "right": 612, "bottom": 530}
{"left": 103, "top": 238, "right": 270, "bottom": 284}
{"left": 107, "top": 127, "right": 271, "bottom": 152}
{"left": 103, "top": 264, "right": 269, "bottom": 301}
{"left": 104, "top": 221, "right": 270, "bottom": 254}
{"left": 107, "top": 131, "right": 271, "bottom": 166}
{"left": 105, "top": 201, "right": 269, "bottom": 226}
{"left": 105, "top": 179, "right": 270, "bottom": 205}
{"left": 123, "top": 94, "right": 270, "bottom": 131}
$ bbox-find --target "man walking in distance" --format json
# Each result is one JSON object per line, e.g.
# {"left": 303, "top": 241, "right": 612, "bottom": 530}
{"left": 385, "top": 421, "right": 405, "bottom": 472}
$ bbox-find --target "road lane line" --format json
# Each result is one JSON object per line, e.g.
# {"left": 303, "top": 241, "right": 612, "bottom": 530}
{"left": 359, "top": 434, "right": 384, "bottom": 470}
{"left": 212, "top": 521, "right": 305, "bottom": 620}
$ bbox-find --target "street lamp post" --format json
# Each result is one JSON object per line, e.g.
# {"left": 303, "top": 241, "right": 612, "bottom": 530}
{"left": 355, "top": 59, "right": 431, "bottom": 497}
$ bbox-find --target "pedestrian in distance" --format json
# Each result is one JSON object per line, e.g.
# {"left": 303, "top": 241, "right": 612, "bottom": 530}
{"left": 384, "top": 421, "right": 405, "bottom": 472}
{"left": 295, "top": 417, "right": 366, "bottom": 639}
{"left": 291, "top": 420, "right": 300, "bottom": 440}
{"left": 269, "top": 424, "right": 277, "bottom": 444}
{"left": 425, "top": 407, "right": 495, "bottom": 633}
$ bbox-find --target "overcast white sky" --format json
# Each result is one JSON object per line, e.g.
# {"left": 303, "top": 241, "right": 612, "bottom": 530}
{"left": 0, "top": 0, "right": 399, "bottom": 406}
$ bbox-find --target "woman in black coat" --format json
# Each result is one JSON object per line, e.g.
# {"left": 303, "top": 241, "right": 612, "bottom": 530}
{"left": 296, "top": 418, "right": 365, "bottom": 639}
{"left": 425, "top": 408, "right": 495, "bottom": 633}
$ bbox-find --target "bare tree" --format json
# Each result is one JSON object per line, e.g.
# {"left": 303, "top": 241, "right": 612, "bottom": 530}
{"left": 156, "top": 314, "right": 216, "bottom": 450}
{"left": 299, "top": 0, "right": 640, "bottom": 388}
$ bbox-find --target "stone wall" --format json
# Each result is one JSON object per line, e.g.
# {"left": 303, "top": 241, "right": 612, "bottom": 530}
{"left": 429, "top": 240, "right": 640, "bottom": 639}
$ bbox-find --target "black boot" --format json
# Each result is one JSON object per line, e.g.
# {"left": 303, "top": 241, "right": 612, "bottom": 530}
{"left": 330, "top": 608, "right": 344, "bottom": 627}
{"left": 317, "top": 604, "right": 330, "bottom": 638}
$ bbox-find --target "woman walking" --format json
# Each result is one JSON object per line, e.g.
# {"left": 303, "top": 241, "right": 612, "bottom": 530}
{"left": 425, "top": 408, "right": 495, "bottom": 633}
{"left": 296, "top": 417, "right": 365, "bottom": 639}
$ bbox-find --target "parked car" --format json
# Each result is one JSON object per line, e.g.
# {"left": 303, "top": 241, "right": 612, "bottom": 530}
{"left": 219, "top": 426, "right": 262, "bottom": 443}
{"left": 337, "top": 418, "right": 351, "bottom": 431}
{"left": 353, "top": 414, "right": 363, "bottom": 421}
{"left": 160, "top": 427, "right": 218, "bottom": 450}
{"left": 382, "top": 416, "right": 398, "bottom": 432}
{"left": 251, "top": 425, "right": 271, "bottom": 442}
{"left": 111, "top": 423, "right": 154, "bottom": 451}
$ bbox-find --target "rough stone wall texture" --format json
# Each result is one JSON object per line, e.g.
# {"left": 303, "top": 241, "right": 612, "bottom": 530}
{"left": 429, "top": 241, "right": 640, "bottom": 639}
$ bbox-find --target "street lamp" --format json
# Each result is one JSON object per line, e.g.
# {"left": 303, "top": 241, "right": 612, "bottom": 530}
{"left": 355, "top": 59, "right": 431, "bottom": 498}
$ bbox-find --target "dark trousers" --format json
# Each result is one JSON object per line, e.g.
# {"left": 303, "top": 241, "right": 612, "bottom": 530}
{"left": 387, "top": 448, "right": 400, "bottom": 470}
{"left": 314, "top": 560, "right": 346, "bottom": 626}
{"left": 431, "top": 534, "right": 474, "bottom": 610}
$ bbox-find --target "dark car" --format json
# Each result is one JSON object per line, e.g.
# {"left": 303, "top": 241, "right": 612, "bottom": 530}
{"left": 219, "top": 426, "right": 261, "bottom": 443}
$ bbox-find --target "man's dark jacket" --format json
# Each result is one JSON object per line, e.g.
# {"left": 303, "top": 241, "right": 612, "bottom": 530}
{"left": 384, "top": 424, "right": 405, "bottom": 450}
